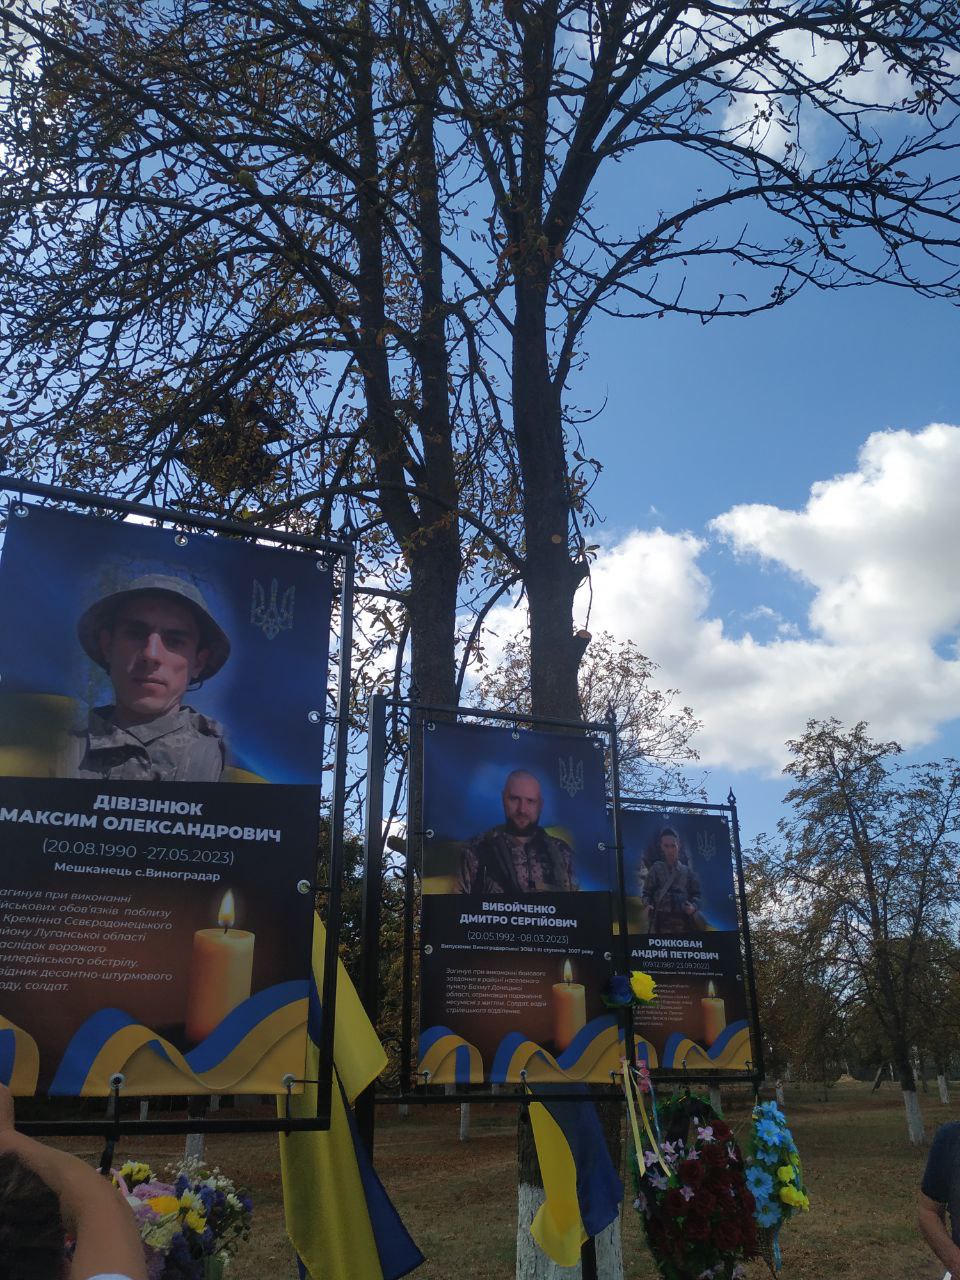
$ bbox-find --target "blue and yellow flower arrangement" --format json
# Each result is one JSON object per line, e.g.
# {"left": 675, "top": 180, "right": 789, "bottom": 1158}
{"left": 746, "top": 1101, "right": 809, "bottom": 1272}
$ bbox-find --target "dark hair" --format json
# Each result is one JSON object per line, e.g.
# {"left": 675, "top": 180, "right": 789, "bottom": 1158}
{"left": 0, "top": 1153, "right": 65, "bottom": 1280}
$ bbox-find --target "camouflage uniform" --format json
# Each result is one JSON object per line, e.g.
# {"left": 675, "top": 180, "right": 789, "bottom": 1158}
{"left": 643, "top": 859, "right": 702, "bottom": 935}
{"left": 457, "top": 825, "right": 579, "bottom": 896}
{"left": 59, "top": 705, "right": 226, "bottom": 782}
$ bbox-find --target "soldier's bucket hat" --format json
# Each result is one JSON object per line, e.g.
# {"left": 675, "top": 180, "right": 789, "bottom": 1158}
{"left": 77, "top": 574, "right": 231, "bottom": 681}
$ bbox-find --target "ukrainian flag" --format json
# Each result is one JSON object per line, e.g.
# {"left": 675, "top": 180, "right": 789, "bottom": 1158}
{"left": 526, "top": 1083, "right": 624, "bottom": 1267}
{"left": 279, "top": 924, "right": 424, "bottom": 1280}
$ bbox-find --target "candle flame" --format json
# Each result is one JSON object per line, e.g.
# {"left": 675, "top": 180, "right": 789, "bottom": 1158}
{"left": 706, "top": 979, "right": 717, "bottom": 998}
{"left": 562, "top": 959, "right": 573, "bottom": 984}
{"left": 218, "top": 890, "right": 236, "bottom": 930}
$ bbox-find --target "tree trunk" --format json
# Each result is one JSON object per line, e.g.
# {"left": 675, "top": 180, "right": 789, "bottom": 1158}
{"left": 937, "top": 1073, "right": 950, "bottom": 1105}
{"left": 516, "top": 1105, "right": 624, "bottom": 1280}
{"left": 893, "top": 1047, "right": 925, "bottom": 1143}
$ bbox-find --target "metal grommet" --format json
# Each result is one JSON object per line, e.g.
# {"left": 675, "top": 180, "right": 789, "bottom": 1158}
{"left": 281, "top": 1073, "right": 297, "bottom": 1090}
{"left": 597, "top": 841, "right": 606, "bottom": 851}
{"left": 296, "top": 880, "right": 311, "bottom": 895}
{"left": 593, "top": 739, "right": 603, "bottom": 749}
{"left": 109, "top": 1072, "right": 125, "bottom": 1090}
{"left": 12, "top": 503, "right": 28, "bottom": 518}
{"left": 603, "top": 951, "right": 612, "bottom": 961}
{"left": 307, "top": 710, "right": 322, "bottom": 724}
{"left": 315, "top": 559, "right": 329, "bottom": 572}
{"left": 511, "top": 730, "right": 520, "bottom": 740}
{"left": 423, "top": 944, "right": 433, "bottom": 956}
{"left": 174, "top": 532, "right": 188, "bottom": 547}
{"left": 426, "top": 721, "right": 436, "bottom": 731}
{"left": 424, "top": 828, "right": 435, "bottom": 839}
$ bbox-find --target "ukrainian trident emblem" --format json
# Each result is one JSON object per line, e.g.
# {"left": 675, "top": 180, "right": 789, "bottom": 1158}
{"left": 250, "top": 578, "right": 295, "bottom": 640}
{"left": 695, "top": 828, "right": 717, "bottom": 861}
{"left": 558, "top": 755, "right": 584, "bottom": 798}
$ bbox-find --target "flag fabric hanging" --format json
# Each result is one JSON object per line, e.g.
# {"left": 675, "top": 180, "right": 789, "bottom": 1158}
{"left": 279, "top": 923, "right": 424, "bottom": 1280}
{"left": 526, "top": 1083, "right": 624, "bottom": 1266}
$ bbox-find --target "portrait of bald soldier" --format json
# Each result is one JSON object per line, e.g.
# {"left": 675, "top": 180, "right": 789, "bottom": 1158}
{"left": 58, "top": 574, "right": 231, "bottom": 782}
{"left": 456, "top": 769, "right": 579, "bottom": 896}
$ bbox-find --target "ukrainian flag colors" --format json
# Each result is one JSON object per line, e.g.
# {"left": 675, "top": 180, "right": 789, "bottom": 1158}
{"left": 279, "top": 923, "right": 423, "bottom": 1280}
{"left": 526, "top": 1084, "right": 623, "bottom": 1267}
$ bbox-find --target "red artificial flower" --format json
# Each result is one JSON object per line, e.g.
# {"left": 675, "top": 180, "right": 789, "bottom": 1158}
{"left": 685, "top": 1211, "right": 711, "bottom": 1241}
{"left": 679, "top": 1158, "right": 704, "bottom": 1186}
{"left": 712, "top": 1120, "right": 733, "bottom": 1142}
{"left": 663, "top": 1187, "right": 689, "bottom": 1217}
{"left": 693, "top": 1188, "right": 717, "bottom": 1214}
{"left": 713, "top": 1219, "right": 741, "bottom": 1250}
{"left": 703, "top": 1141, "right": 727, "bottom": 1167}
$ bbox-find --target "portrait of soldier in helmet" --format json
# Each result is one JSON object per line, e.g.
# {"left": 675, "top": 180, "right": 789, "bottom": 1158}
{"left": 58, "top": 573, "right": 232, "bottom": 782}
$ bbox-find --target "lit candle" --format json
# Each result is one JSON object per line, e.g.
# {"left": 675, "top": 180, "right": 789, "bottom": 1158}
{"left": 700, "top": 980, "right": 727, "bottom": 1046}
{"left": 552, "top": 959, "right": 586, "bottom": 1052}
{"left": 185, "top": 890, "right": 255, "bottom": 1043}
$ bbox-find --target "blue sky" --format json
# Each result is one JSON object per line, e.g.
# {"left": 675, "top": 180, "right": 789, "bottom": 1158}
{"left": 481, "top": 272, "right": 960, "bottom": 846}
{"left": 571, "top": 279, "right": 960, "bottom": 843}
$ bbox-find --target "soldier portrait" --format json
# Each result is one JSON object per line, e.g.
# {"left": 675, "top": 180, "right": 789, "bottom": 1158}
{"left": 456, "top": 768, "right": 580, "bottom": 896}
{"left": 58, "top": 574, "right": 232, "bottom": 783}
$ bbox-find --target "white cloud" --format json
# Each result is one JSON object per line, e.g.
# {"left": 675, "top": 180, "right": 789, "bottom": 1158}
{"left": 481, "top": 422, "right": 960, "bottom": 775}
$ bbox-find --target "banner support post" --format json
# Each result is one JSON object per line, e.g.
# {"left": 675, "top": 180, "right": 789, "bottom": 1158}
{"left": 727, "top": 789, "right": 765, "bottom": 1086}
{"left": 356, "top": 691, "right": 388, "bottom": 1154}
{"left": 606, "top": 705, "right": 635, "bottom": 1072}
{"left": 399, "top": 711, "right": 422, "bottom": 1100}
{"left": 315, "top": 538, "right": 356, "bottom": 1129}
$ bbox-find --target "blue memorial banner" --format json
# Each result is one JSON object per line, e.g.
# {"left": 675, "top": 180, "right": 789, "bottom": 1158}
{"left": 419, "top": 721, "right": 618, "bottom": 1084}
{"left": 0, "top": 504, "right": 331, "bottom": 1094}
{"left": 620, "top": 809, "right": 754, "bottom": 1071}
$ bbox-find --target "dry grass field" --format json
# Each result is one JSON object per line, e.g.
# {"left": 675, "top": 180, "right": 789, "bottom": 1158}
{"left": 57, "top": 1079, "right": 955, "bottom": 1278}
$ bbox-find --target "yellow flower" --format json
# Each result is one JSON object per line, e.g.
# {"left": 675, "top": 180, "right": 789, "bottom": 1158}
{"left": 777, "top": 1165, "right": 795, "bottom": 1184}
{"left": 147, "top": 1195, "right": 181, "bottom": 1215}
{"left": 779, "top": 1185, "right": 803, "bottom": 1207}
{"left": 799, "top": 1193, "right": 810, "bottom": 1211}
{"left": 184, "top": 1209, "right": 207, "bottom": 1234}
{"left": 630, "top": 971, "right": 657, "bottom": 1003}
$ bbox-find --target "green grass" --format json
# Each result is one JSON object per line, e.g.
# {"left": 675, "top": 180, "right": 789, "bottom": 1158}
{"left": 61, "top": 1080, "right": 953, "bottom": 1278}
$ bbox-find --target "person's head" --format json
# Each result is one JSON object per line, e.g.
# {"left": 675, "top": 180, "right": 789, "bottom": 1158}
{"left": 659, "top": 828, "right": 681, "bottom": 867}
{"left": 0, "top": 1152, "right": 65, "bottom": 1280}
{"left": 501, "top": 770, "right": 543, "bottom": 835}
{"left": 77, "top": 575, "right": 230, "bottom": 727}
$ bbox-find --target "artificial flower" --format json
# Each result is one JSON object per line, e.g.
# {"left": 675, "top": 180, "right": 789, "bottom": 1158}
{"left": 146, "top": 1196, "right": 180, "bottom": 1216}
{"left": 630, "top": 970, "right": 657, "bottom": 1003}
{"left": 602, "top": 973, "right": 634, "bottom": 1007}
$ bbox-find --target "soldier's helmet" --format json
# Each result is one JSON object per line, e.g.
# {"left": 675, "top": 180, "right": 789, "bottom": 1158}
{"left": 77, "top": 574, "right": 231, "bottom": 681}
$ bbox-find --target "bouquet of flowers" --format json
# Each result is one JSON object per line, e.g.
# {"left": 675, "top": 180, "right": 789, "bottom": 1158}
{"left": 633, "top": 1095, "right": 759, "bottom": 1280}
{"left": 114, "top": 1156, "right": 253, "bottom": 1280}
{"left": 745, "top": 1101, "right": 809, "bottom": 1274}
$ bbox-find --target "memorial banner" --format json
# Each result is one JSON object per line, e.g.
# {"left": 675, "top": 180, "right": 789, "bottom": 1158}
{"left": 0, "top": 505, "right": 331, "bottom": 1094}
{"left": 419, "top": 721, "right": 619, "bottom": 1085}
{"left": 621, "top": 809, "right": 755, "bottom": 1072}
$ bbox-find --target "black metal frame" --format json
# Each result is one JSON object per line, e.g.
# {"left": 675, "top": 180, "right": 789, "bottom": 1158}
{"left": 618, "top": 791, "right": 765, "bottom": 1089}
{"left": 359, "top": 695, "right": 631, "bottom": 1114}
{"left": 357, "top": 702, "right": 766, "bottom": 1118}
{"left": 0, "top": 476, "right": 354, "bottom": 1140}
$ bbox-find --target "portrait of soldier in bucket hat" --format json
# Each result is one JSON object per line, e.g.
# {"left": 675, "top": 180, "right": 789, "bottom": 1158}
{"left": 58, "top": 573, "right": 232, "bottom": 782}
